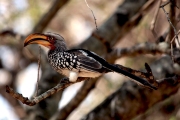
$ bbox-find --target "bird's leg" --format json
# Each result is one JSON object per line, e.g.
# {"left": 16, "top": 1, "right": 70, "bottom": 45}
{"left": 60, "top": 77, "right": 70, "bottom": 84}
{"left": 59, "top": 71, "right": 79, "bottom": 85}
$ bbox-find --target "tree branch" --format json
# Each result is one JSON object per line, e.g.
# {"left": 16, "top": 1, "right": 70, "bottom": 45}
{"left": 51, "top": 78, "right": 98, "bottom": 120}
{"left": 106, "top": 42, "right": 170, "bottom": 63}
{"left": 32, "top": 0, "right": 69, "bottom": 33}
{"left": 6, "top": 77, "right": 87, "bottom": 106}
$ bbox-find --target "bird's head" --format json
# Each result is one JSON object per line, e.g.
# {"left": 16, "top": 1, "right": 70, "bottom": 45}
{"left": 24, "top": 33, "right": 67, "bottom": 51}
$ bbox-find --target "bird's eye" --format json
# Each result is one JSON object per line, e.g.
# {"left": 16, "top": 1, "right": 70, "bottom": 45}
{"left": 48, "top": 36, "right": 55, "bottom": 43}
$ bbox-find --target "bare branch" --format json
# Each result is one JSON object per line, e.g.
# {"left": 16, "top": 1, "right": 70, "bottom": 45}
{"left": 51, "top": 78, "right": 98, "bottom": 120}
{"left": 157, "top": 75, "right": 180, "bottom": 84}
{"left": 161, "top": 3, "right": 179, "bottom": 41}
{"left": 32, "top": 0, "right": 69, "bottom": 33}
{"left": 106, "top": 42, "right": 170, "bottom": 63}
{"left": 160, "top": 1, "right": 180, "bottom": 61}
{"left": 6, "top": 77, "right": 87, "bottom": 106}
{"left": 0, "top": 86, "right": 27, "bottom": 119}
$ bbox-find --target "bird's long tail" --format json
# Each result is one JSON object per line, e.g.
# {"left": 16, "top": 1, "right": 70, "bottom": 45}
{"left": 104, "top": 63, "right": 157, "bottom": 90}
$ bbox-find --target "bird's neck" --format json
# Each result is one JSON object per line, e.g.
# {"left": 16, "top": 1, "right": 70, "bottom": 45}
{"left": 51, "top": 43, "right": 68, "bottom": 51}
{"left": 49, "top": 47, "right": 67, "bottom": 54}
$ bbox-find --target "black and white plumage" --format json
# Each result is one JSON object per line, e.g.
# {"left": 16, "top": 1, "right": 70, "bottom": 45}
{"left": 48, "top": 49, "right": 111, "bottom": 82}
{"left": 24, "top": 33, "right": 156, "bottom": 89}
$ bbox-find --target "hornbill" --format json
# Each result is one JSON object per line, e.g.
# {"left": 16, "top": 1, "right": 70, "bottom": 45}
{"left": 24, "top": 33, "right": 157, "bottom": 90}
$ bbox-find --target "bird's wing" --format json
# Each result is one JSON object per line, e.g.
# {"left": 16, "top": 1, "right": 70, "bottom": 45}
{"left": 66, "top": 49, "right": 157, "bottom": 89}
{"left": 67, "top": 49, "right": 110, "bottom": 72}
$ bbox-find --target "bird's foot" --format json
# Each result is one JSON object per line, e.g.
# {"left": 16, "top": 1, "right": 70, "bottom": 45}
{"left": 60, "top": 77, "right": 70, "bottom": 85}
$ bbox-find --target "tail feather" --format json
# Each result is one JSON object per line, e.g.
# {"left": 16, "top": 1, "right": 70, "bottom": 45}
{"left": 104, "top": 63, "right": 157, "bottom": 90}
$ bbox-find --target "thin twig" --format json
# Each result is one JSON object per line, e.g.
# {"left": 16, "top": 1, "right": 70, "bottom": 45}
{"left": 34, "top": 46, "right": 41, "bottom": 97}
{"left": 170, "top": 30, "right": 180, "bottom": 62}
{"left": 160, "top": 1, "right": 180, "bottom": 61}
{"left": 161, "top": 4, "right": 179, "bottom": 45}
{"left": 85, "top": 0, "right": 98, "bottom": 31}
{"left": 160, "top": 0, "right": 171, "bottom": 8}
{"left": 171, "top": 30, "right": 180, "bottom": 43}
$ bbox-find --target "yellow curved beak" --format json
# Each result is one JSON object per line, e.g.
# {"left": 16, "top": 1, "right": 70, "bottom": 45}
{"left": 24, "top": 33, "right": 51, "bottom": 48}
